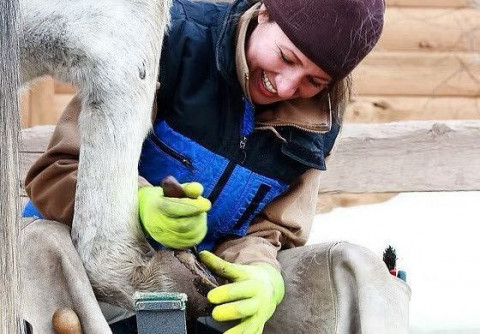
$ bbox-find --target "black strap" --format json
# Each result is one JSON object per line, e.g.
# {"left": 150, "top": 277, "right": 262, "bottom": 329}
{"left": 233, "top": 184, "right": 271, "bottom": 230}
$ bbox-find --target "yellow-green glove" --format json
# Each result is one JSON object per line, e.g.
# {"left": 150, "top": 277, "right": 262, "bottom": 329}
{"left": 199, "top": 251, "right": 285, "bottom": 334}
{"left": 138, "top": 182, "right": 211, "bottom": 249}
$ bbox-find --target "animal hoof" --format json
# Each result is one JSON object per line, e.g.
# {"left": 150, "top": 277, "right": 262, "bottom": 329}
{"left": 144, "top": 249, "right": 219, "bottom": 319}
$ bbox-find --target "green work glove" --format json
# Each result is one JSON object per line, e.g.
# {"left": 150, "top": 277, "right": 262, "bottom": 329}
{"left": 138, "top": 183, "right": 211, "bottom": 249}
{"left": 199, "top": 251, "right": 285, "bottom": 334}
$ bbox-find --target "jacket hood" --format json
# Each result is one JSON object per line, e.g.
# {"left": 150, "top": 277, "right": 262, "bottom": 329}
{"left": 214, "top": 0, "right": 253, "bottom": 83}
{"left": 232, "top": 1, "right": 332, "bottom": 134}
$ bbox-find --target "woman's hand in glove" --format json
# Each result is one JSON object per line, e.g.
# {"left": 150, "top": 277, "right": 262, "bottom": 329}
{"left": 138, "top": 182, "right": 211, "bottom": 249}
{"left": 199, "top": 251, "right": 285, "bottom": 334}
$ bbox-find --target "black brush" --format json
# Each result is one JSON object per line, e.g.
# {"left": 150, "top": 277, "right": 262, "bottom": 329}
{"left": 383, "top": 245, "right": 397, "bottom": 272}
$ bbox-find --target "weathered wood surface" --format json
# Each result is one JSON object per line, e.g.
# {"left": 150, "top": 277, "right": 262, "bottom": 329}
{"left": 54, "top": 82, "right": 76, "bottom": 94}
{"left": 346, "top": 96, "right": 480, "bottom": 123}
{"left": 20, "top": 90, "right": 31, "bottom": 128}
{"left": 20, "top": 78, "right": 76, "bottom": 128}
{"left": 386, "top": 0, "right": 479, "bottom": 8}
{"left": 379, "top": 8, "right": 480, "bottom": 52}
{"left": 353, "top": 52, "right": 480, "bottom": 97}
{"left": 53, "top": 94, "right": 75, "bottom": 116}
{"left": 28, "top": 78, "right": 56, "bottom": 125}
{"left": 316, "top": 193, "right": 398, "bottom": 213}
{"left": 20, "top": 122, "right": 480, "bottom": 199}
{"left": 320, "top": 120, "right": 480, "bottom": 192}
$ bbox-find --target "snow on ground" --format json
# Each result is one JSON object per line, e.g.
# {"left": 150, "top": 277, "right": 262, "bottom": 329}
{"left": 308, "top": 191, "right": 480, "bottom": 334}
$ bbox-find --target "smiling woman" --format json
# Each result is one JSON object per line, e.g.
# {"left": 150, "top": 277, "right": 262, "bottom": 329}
{"left": 246, "top": 4, "right": 332, "bottom": 104}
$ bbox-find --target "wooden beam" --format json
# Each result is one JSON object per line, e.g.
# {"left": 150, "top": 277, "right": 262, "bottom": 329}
{"left": 378, "top": 8, "right": 480, "bottom": 52}
{"left": 21, "top": 125, "right": 54, "bottom": 153}
{"left": 19, "top": 123, "right": 480, "bottom": 195}
{"left": 346, "top": 96, "right": 480, "bottom": 123}
{"left": 386, "top": 0, "right": 478, "bottom": 8}
{"left": 316, "top": 192, "right": 398, "bottom": 213}
{"left": 353, "top": 52, "right": 480, "bottom": 97}
{"left": 320, "top": 120, "right": 480, "bottom": 192}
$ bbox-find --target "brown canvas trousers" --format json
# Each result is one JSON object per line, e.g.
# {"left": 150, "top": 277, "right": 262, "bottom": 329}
{"left": 20, "top": 219, "right": 410, "bottom": 333}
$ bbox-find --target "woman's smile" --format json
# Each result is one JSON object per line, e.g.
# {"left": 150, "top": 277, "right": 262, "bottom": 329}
{"left": 261, "top": 70, "right": 277, "bottom": 94}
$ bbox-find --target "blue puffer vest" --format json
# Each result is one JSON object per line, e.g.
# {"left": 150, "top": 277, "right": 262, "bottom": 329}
{"left": 24, "top": 0, "right": 341, "bottom": 252}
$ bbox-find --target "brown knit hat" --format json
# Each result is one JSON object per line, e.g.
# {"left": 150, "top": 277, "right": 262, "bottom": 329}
{"left": 262, "top": 0, "right": 385, "bottom": 80}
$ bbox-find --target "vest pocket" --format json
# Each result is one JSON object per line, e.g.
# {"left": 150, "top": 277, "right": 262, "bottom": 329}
{"left": 150, "top": 133, "right": 193, "bottom": 169}
{"left": 206, "top": 166, "right": 288, "bottom": 242}
{"left": 140, "top": 121, "right": 234, "bottom": 196}
{"left": 232, "top": 184, "right": 271, "bottom": 230}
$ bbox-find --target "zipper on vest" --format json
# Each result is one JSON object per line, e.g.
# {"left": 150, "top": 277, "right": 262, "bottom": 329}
{"left": 239, "top": 136, "right": 247, "bottom": 164}
{"left": 150, "top": 134, "right": 193, "bottom": 169}
{"left": 239, "top": 96, "right": 254, "bottom": 164}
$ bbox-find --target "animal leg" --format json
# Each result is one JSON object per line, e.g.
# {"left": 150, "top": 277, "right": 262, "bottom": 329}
{"left": 20, "top": 0, "right": 215, "bottom": 316}
{"left": 20, "top": 0, "right": 173, "bottom": 307}
{"left": 0, "top": 0, "right": 23, "bottom": 332}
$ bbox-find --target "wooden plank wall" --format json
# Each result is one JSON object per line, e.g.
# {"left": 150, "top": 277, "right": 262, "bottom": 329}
{"left": 348, "top": 0, "right": 480, "bottom": 123}
{"left": 20, "top": 78, "right": 76, "bottom": 128}
{"left": 320, "top": 0, "right": 480, "bottom": 210}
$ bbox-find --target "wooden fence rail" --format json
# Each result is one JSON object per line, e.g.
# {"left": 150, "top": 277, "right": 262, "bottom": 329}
{"left": 20, "top": 121, "right": 480, "bottom": 204}
{"left": 320, "top": 120, "right": 480, "bottom": 192}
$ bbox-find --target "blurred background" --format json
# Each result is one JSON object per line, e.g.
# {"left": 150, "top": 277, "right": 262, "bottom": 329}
{"left": 19, "top": 0, "right": 480, "bottom": 332}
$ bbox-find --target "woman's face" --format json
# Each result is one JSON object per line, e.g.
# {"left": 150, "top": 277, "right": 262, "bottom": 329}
{"left": 246, "top": 5, "right": 332, "bottom": 105}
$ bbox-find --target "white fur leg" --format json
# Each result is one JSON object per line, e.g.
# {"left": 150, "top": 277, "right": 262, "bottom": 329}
{"left": 1, "top": 0, "right": 23, "bottom": 332}
{"left": 20, "top": 0, "right": 173, "bottom": 308}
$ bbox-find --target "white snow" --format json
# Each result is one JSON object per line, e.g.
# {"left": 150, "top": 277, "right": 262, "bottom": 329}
{"left": 308, "top": 191, "right": 480, "bottom": 333}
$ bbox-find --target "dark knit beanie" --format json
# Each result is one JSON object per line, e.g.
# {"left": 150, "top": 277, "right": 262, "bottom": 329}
{"left": 262, "top": 0, "right": 385, "bottom": 80}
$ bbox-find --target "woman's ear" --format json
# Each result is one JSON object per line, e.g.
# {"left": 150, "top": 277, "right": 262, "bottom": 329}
{"left": 257, "top": 4, "right": 269, "bottom": 24}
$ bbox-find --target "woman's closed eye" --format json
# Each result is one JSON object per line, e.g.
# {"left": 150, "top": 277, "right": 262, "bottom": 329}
{"left": 278, "top": 46, "right": 327, "bottom": 89}
{"left": 278, "top": 47, "right": 294, "bottom": 65}
{"left": 307, "top": 76, "right": 324, "bottom": 88}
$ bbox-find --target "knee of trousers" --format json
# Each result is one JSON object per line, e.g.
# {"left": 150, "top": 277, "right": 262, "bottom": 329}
{"left": 269, "top": 242, "right": 411, "bottom": 334}
{"left": 277, "top": 241, "right": 390, "bottom": 284}
{"left": 21, "top": 218, "right": 75, "bottom": 260}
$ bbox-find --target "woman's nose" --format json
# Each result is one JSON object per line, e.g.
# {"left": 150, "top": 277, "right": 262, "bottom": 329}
{"left": 275, "top": 73, "right": 301, "bottom": 99}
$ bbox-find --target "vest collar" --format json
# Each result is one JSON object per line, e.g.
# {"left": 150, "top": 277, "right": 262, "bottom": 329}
{"left": 214, "top": 0, "right": 252, "bottom": 84}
